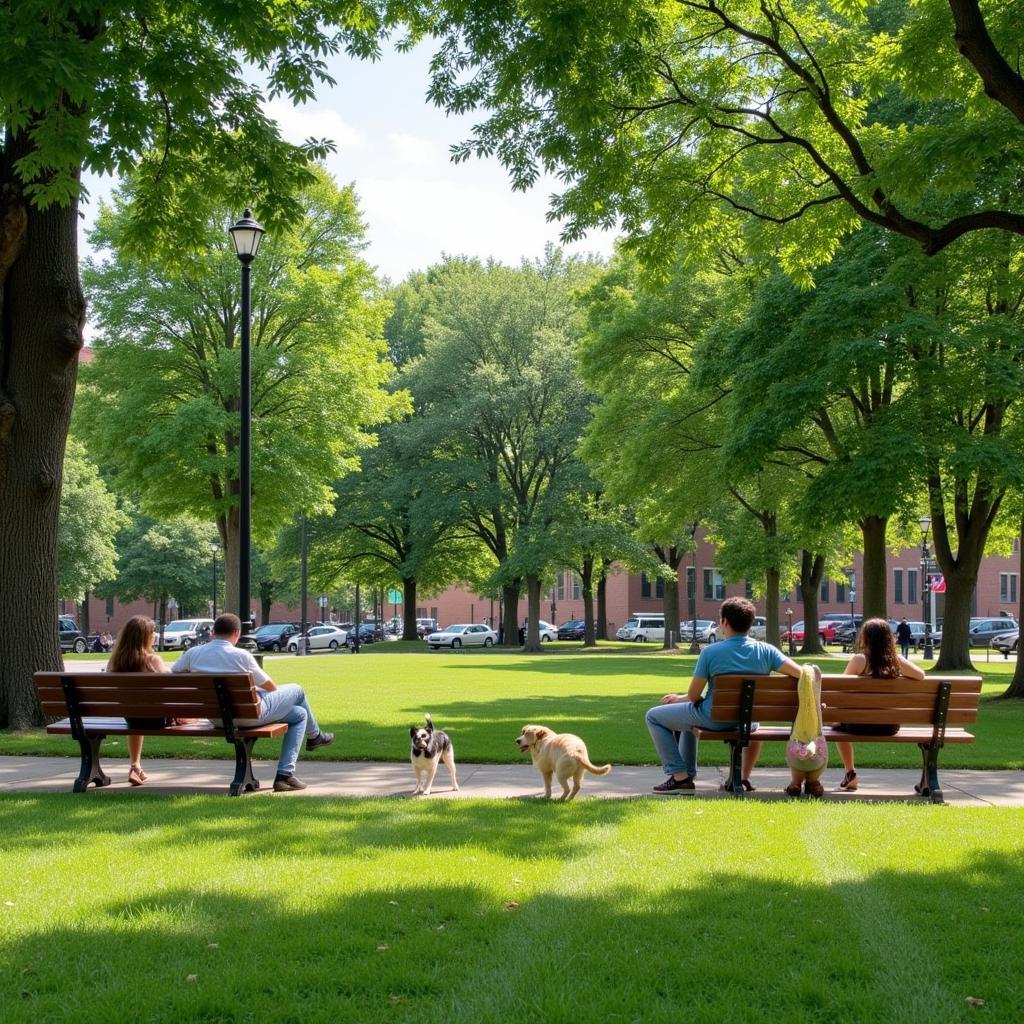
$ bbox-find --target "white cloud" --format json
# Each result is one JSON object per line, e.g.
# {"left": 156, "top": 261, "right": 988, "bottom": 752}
{"left": 264, "top": 99, "right": 364, "bottom": 152}
{"left": 387, "top": 132, "right": 443, "bottom": 167}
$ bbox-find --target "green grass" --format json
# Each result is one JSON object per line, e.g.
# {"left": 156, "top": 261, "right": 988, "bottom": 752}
{"left": 4, "top": 647, "right": 1023, "bottom": 769}
{"left": 0, "top": 795, "right": 1021, "bottom": 1022}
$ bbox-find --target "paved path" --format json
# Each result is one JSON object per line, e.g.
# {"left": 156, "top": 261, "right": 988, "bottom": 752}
{"left": 1, "top": 756, "right": 1021, "bottom": 805}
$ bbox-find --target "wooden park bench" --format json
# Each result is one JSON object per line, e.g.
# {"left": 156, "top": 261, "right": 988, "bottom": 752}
{"left": 697, "top": 672, "right": 982, "bottom": 802}
{"left": 33, "top": 671, "right": 287, "bottom": 796}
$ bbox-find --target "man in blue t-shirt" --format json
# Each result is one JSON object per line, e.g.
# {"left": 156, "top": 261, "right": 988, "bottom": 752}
{"left": 645, "top": 596, "right": 800, "bottom": 793}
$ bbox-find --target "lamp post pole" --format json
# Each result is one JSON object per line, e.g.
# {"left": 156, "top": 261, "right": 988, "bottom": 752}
{"left": 787, "top": 608, "right": 795, "bottom": 657}
{"left": 919, "top": 515, "right": 934, "bottom": 660}
{"left": 298, "top": 513, "right": 308, "bottom": 656}
{"left": 211, "top": 543, "right": 219, "bottom": 619}
{"left": 688, "top": 521, "right": 700, "bottom": 654}
{"left": 228, "top": 210, "right": 265, "bottom": 632}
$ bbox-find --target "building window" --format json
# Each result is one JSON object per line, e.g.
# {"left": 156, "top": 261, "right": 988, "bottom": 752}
{"left": 686, "top": 566, "right": 695, "bottom": 600}
{"left": 105, "top": 595, "right": 114, "bottom": 616}
{"left": 1001, "top": 573, "right": 1018, "bottom": 603}
{"left": 893, "top": 569, "right": 903, "bottom": 604}
{"left": 655, "top": 577, "right": 665, "bottom": 599}
{"left": 796, "top": 588, "right": 803, "bottom": 603}
{"left": 572, "top": 575, "right": 581, "bottom": 600}
{"left": 430, "top": 607, "right": 438, "bottom": 620}
{"left": 745, "top": 579, "right": 754, "bottom": 599}
{"left": 836, "top": 581, "right": 846, "bottom": 604}
{"left": 557, "top": 574, "right": 565, "bottom": 602}
{"left": 704, "top": 568, "right": 725, "bottom": 600}
{"left": 641, "top": 573, "right": 652, "bottom": 599}
{"left": 907, "top": 570, "right": 918, "bottom": 606}
{"left": 820, "top": 578, "right": 829, "bottom": 603}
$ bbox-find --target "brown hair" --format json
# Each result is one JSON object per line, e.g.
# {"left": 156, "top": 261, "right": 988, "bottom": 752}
{"left": 720, "top": 597, "right": 756, "bottom": 634}
{"left": 108, "top": 616, "right": 156, "bottom": 672}
{"left": 858, "top": 618, "right": 902, "bottom": 678}
{"left": 214, "top": 613, "right": 242, "bottom": 637}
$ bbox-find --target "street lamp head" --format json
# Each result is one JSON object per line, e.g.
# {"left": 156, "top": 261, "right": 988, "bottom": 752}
{"left": 211, "top": 542, "right": 219, "bottom": 554}
{"left": 918, "top": 514, "right": 931, "bottom": 534}
{"left": 229, "top": 209, "right": 265, "bottom": 263}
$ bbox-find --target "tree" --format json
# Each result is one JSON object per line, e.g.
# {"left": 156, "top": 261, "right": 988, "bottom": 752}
{"left": 78, "top": 168, "right": 405, "bottom": 615}
{"left": 422, "top": 0, "right": 1024, "bottom": 276}
{"left": 57, "top": 439, "right": 125, "bottom": 604}
{"left": 0, "top": 0, "right": 402, "bottom": 728}
{"left": 112, "top": 515, "right": 216, "bottom": 641}
{"left": 401, "top": 251, "right": 597, "bottom": 649}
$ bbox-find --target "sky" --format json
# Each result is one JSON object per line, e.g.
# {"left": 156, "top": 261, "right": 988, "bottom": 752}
{"left": 80, "top": 41, "right": 618, "bottom": 284}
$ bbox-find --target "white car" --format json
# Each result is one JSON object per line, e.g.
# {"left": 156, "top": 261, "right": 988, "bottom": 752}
{"left": 748, "top": 616, "right": 768, "bottom": 641}
{"left": 519, "top": 620, "right": 558, "bottom": 643}
{"left": 426, "top": 624, "right": 498, "bottom": 649}
{"left": 287, "top": 624, "right": 348, "bottom": 653}
{"left": 158, "top": 618, "right": 214, "bottom": 650}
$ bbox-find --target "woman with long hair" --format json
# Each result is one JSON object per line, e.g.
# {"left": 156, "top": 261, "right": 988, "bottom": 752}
{"left": 836, "top": 617, "right": 925, "bottom": 791}
{"left": 107, "top": 615, "right": 169, "bottom": 786}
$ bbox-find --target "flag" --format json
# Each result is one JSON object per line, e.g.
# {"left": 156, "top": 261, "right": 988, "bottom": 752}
{"left": 929, "top": 575, "right": 946, "bottom": 594}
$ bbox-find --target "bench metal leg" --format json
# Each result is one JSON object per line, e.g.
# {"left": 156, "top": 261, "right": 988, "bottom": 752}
{"left": 73, "top": 735, "right": 110, "bottom": 792}
{"left": 721, "top": 741, "right": 746, "bottom": 797}
{"left": 229, "top": 737, "right": 261, "bottom": 796}
{"left": 915, "top": 743, "right": 943, "bottom": 804}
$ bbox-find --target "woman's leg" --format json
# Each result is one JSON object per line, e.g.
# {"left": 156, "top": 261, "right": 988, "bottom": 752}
{"left": 836, "top": 740, "right": 854, "bottom": 773}
{"left": 128, "top": 734, "right": 143, "bottom": 766}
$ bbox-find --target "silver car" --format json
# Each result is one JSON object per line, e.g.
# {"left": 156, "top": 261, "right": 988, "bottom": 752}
{"left": 287, "top": 625, "right": 348, "bottom": 652}
{"left": 426, "top": 624, "right": 498, "bottom": 649}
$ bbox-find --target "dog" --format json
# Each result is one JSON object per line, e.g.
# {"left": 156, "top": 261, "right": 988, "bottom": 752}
{"left": 410, "top": 714, "right": 459, "bottom": 796}
{"left": 514, "top": 724, "right": 611, "bottom": 801}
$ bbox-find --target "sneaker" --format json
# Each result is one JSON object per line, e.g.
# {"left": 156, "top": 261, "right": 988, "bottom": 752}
{"left": 652, "top": 775, "right": 696, "bottom": 794}
{"left": 306, "top": 730, "right": 335, "bottom": 752}
{"left": 273, "top": 774, "right": 308, "bottom": 792}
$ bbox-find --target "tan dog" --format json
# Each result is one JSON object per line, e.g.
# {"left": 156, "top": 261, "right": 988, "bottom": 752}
{"left": 515, "top": 724, "right": 611, "bottom": 800}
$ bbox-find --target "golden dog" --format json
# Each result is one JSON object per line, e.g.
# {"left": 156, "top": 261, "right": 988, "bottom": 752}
{"left": 515, "top": 724, "right": 611, "bottom": 801}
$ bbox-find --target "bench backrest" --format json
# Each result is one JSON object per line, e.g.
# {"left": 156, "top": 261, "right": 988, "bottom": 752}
{"left": 711, "top": 673, "right": 982, "bottom": 726}
{"left": 33, "top": 672, "right": 260, "bottom": 721}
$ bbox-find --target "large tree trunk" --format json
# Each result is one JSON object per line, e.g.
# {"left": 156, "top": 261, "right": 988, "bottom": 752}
{"left": 765, "top": 567, "right": 781, "bottom": 648}
{"left": 501, "top": 582, "right": 520, "bottom": 647}
{"left": 1002, "top": 511, "right": 1024, "bottom": 698}
{"left": 402, "top": 577, "right": 418, "bottom": 640}
{"left": 0, "top": 155, "right": 84, "bottom": 729}
{"left": 581, "top": 555, "right": 596, "bottom": 647}
{"left": 798, "top": 551, "right": 826, "bottom": 655}
{"left": 80, "top": 591, "right": 91, "bottom": 636}
{"left": 523, "top": 574, "right": 542, "bottom": 652}
{"left": 596, "top": 560, "right": 610, "bottom": 640}
{"left": 860, "top": 515, "right": 888, "bottom": 620}
{"left": 934, "top": 568, "right": 977, "bottom": 671}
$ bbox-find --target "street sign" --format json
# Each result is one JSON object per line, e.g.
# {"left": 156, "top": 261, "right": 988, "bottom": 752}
{"left": 387, "top": 588, "right": 403, "bottom": 605}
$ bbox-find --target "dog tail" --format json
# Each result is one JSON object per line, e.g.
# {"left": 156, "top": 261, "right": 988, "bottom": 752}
{"left": 580, "top": 756, "right": 612, "bottom": 776}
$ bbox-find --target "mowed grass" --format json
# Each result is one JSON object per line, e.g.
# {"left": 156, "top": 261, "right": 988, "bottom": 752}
{"left": 0, "top": 795, "right": 1021, "bottom": 1023}
{"left": 4, "top": 646, "right": 1022, "bottom": 769}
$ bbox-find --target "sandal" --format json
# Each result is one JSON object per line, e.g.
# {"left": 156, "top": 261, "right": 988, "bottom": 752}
{"left": 804, "top": 779, "right": 825, "bottom": 798}
{"left": 128, "top": 764, "right": 147, "bottom": 787}
{"left": 741, "top": 778, "right": 755, "bottom": 793}
{"left": 839, "top": 770, "right": 858, "bottom": 791}
{"left": 785, "top": 782, "right": 803, "bottom": 797}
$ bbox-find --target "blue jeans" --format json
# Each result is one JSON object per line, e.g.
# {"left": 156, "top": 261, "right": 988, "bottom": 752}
{"left": 257, "top": 684, "right": 321, "bottom": 775}
{"left": 645, "top": 700, "right": 735, "bottom": 779}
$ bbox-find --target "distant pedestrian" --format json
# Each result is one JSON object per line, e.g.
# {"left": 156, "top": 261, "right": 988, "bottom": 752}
{"left": 895, "top": 617, "right": 912, "bottom": 658}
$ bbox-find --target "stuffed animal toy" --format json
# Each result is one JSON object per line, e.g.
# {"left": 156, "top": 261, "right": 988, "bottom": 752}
{"left": 786, "top": 664, "right": 828, "bottom": 797}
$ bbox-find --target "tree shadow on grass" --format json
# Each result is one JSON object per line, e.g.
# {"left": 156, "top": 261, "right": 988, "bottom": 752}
{"left": 1, "top": 847, "right": 1021, "bottom": 1023}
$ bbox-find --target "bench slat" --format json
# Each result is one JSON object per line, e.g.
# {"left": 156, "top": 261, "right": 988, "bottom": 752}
{"left": 38, "top": 698, "right": 254, "bottom": 717}
{"left": 711, "top": 692, "right": 980, "bottom": 717}
{"left": 35, "top": 683, "right": 257, "bottom": 701}
{"left": 45, "top": 717, "right": 287, "bottom": 738}
{"left": 714, "top": 674, "right": 982, "bottom": 694}
{"left": 698, "top": 726, "right": 976, "bottom": 744}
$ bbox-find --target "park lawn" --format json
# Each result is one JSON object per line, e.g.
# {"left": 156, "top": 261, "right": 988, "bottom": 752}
{"left": 3, "top": 648, "right": 1022, "bottom": 769}
{"left": 0, "top": 795, "right": 1021, "bottom": 1023}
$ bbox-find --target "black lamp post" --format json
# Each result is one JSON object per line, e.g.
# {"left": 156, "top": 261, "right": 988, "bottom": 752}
{"left": 550, "top": 593, "right": 557, "bottom": 629}
{"left": 787, "top": 607, "right": 796, "bottom": 656}
{"left": 228, "top": 209, "right": 265, "bottom": 631}
{"left": 919, "top": 515, "right": 934, "bottom": 659}
{"left": 211, "top": 542, "right": 219, "bottom": 619}
{"left": 688, "top": 521, "right": 700, "bottom": 654}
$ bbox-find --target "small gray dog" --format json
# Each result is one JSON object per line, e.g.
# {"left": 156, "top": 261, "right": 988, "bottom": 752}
{"left": 409, "top": 714, "right": 459, "bottom": 796}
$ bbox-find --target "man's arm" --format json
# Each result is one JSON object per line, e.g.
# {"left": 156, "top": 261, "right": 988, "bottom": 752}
{"left": 686, "top": 675, "right": 707, "bottom": 703}
{"left": 778, "top": 658, "right": 802, "bottom": 679}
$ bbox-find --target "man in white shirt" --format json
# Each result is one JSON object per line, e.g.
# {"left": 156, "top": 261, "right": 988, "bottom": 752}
{"left": 173, "top": 613, "right": 334, "bottom": 791}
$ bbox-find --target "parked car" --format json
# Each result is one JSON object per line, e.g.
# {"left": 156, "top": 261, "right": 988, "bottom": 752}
{"left": 287, "top": 624, "right": 348, "bottom": 653}
{"left": 415, "top": 617, "right": 439, "bottom": 638}
{"left": 241, "top": 622, "right": 300, "bottom": 652}
{"left": 992, "top": 628, "right": 1019, "bottom": 655}
{"left": 518, "top": 620, "right": 558, "bottom": 643}
{"left": 615, "top": 614, "right": 665, "bottom": 643}
{"left": 678, "top": 619, "right": 716, "bottom": 643}
{"left": 346, "top": 624, "right": 382, "bottom": 648}
{"left": 426, "top": 623, "right": 498, "bottom": 649}
{"left": 968, "top": 617, "right": 1018, "bottom": 648}
{"left": 748, "top": 616, "right": 768, "bottom": 641}
{"left": 557, "top": 619, "right": 587, "bottom": 640}
{"left": 158, "top": 618, "right": 215, "bottom": 650}
{"left": 781, "top": 620, "right": 829, "bottom": 645}
{"left": 58, "top": 615, "right": 94, "bottom": 654}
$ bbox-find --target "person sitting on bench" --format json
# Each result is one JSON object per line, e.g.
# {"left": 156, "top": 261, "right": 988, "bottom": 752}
{"left": 645, "top": 597, "right": 801, "bottom": 794}
{"left": 173, "top": 613, "right": 334, "bottom": 792}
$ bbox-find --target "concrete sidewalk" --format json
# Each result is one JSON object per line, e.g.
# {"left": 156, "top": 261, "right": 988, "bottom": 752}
{"left": 1, "top": 755, "right": 1022, "bottom": 805}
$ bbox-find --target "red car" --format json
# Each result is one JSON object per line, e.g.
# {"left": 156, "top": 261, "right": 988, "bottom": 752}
{"left": 781, "top": 620, "right": 833, "bottom": 644}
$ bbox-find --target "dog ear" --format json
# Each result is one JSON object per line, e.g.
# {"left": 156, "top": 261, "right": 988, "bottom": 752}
{"left": 425, "top": 715, "right": 434, "bottom": 733}
{"left": 410, "top": 726, "right": 418, "bottom": 738}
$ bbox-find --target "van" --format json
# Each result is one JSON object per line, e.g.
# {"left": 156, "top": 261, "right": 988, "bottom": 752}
{"left": 616, "top": 613, "right": 666, "bottom": 643}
